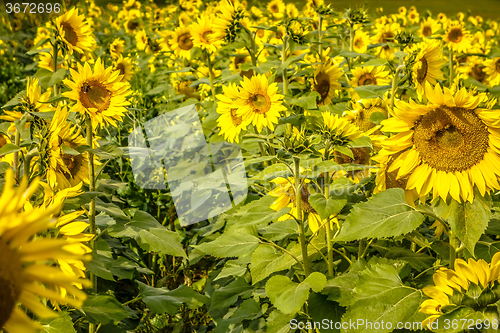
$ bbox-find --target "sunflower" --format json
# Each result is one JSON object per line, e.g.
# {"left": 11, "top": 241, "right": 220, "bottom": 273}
{"left": 211, "top": 0, "right": 245, "bottom": 45}
{"left": 379, "top": 82, "right": 500, "bottom": 203}
{"left": 216, "top": 83, "right": 248, "bottom": 143}
{"left": 109, "top": 38, "right": 125, "bottom": 59}
{"left": 352, "top": 30, "right": 370, "bottom": 54}
{"left": 420, "top": 254, "right": 500, "bottom": 328}
{"left": 135, "top": 29, "right": 148, "bottom": 51}
{"left": 235, "top": 74, "right": 286, "bottom": 132}
{"left": 406, "top": 39, "right": 447, "bottom": 97}
{"left": 407, "top": 10, "right": 419, "bottom": 24}
{"left": 114, "top": 56, "right": 134, "bottom": 82}
{"left": 22, "top": 77, "right": 53, "bottom": 113}
{"left": 419, "top": 17, "right": 439, "bottom": 38}
{"left": 229, "top": 48, "right": 253, "bottom": 78}
{"left": 63, "top": 58, "right": 131, "bottom": 129}
{"left": 0, "top": 169, "right": 91, "bottom": 333}
{"left": 191, "top": 15, "right": 222, "bottom": 54}
{"left": 371, "top": 22, "right": 400, "bottom": 59}
{"left": 313, "top": 60, "right": 343, "bottom": 106}
{"left": 484, "top": 57, "right": 500, "bottom": 86}
{"left": 443, "top": 21, "right": 471, "bottom": 53}
{"left": 349, "top": 66, "right": 391, "bottom": 88}
{"left": 267, "top": 0, "right": 285, "bottom": 19}
{"left": 321, "top": 112, "right": 362, "bottom": 144}
{"left": 171, "top": 26, "right": 193, "bottom": 60}
{"left": 269, "top": 176, "right": 323, "bottom": 233}
{"left": 54, "top": 7, "right": 94, "bottom": 54}
{"left": 0, "top": 133, "right": 15, "bottom": 165}
{"left": 458, "top": 56, "right": 487, "bottom": 84}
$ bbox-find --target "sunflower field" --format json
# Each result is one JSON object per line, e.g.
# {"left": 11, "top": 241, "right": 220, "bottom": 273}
{"left": 4, "top": 0, "right": 500, "bottom": 332}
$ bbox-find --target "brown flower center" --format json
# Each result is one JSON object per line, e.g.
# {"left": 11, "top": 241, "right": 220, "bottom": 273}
{"left": 422, "top": 26, "right": 432, "bottom": 36}
{"left": 417, "top": 57, "right": 428, "bottom": 83}
{"left": 178, "top": 33, "right": 193, "bottom": 50}
{"left": 79, "top": 81, "right": 112, "bottom": 112}
{"left": 127, "top": 20, "right": 139, "bottom": 31}
{"left": 385, "top": 151, "right": 410, "bottom": 190}
{"left": 61, "top": 22, "right": 78, "bottom": 46}
{"left": 271, "top": 4, "right": 279, "bottom": 13}
{"left": 495, "top": 59, "right": 500, "bottom": 73}
{"left": 358, "top": 73, "right": 377, "bottom": 86}
{"left": 116, "top": 63, "right": 126, "bottom": 76}
{"left": 471, "top": 65, "right": 486, "bottom": 82}
{"left": 413, "top": 106, "right": 489, "bottom": 172}
{"left": 381, "top": 32, "right": 394, "bottom": 50}
{"left": 250, "top": 93, "right": 271, "bottom": 113}
{"left": 448, "top": 27, "right": 463, "bottom": 43}
{"left": 230, "top": 109, "right": 243, "bottom": 126}
{"left": 62, "top": 152, "right": 84, "bottom": 178}
{"left": 201, "top": 30, "right": 212, "bottom": 44}
{"left": 0, "top": 134, "right": 7, "bottom": 148}
{"left": 0, "top": 241, "right": 23, "bottom": 328}
{"left": 315, "top": 72, "right": 331, "bottom": 104}
{"left": 354, "top": 38, "right": 363, "bottom": 48}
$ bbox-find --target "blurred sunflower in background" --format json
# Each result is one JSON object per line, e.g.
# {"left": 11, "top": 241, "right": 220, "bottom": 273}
{"left": 313, "top": 60, "right": 343, "bottom": 105}
{"left": 55, "top": 7, "right": 95, "bottom": 54}
{"left": 443, "top": 21, "right": 471, "bottom": 53}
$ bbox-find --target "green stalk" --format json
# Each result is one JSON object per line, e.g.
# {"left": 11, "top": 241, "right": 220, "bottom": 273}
{"left": 389, "top": 65, "right": 405, "bottom": 115}
{"left": 52, "top": 42, "right": 58, "bottom": 96}
{"left": 348, "top": 23, "right": 354, "bottom": 68}
{"left": 449, "top": 50, "right": 454, "bottom": 89}
{"left": 281, "top": 35, "right": 288, "bottom": 96}
{"left": 318, "top": 14, "right": 323, "bottom": 60}
{"left": 449, "top": 230, "right": 458, "bottom": 269}
{"left": 323, "top": 141, "right": 334, "bottom": 278}
{"left": 206, "top": 52, "right": 216, "bottom": 102}
{"left": 294, "top": 156, "right": 310, "bottom": 276}
{"left": 13, "top": 129, "right": 20, "bottom": 181}
{"left": 85, "top": 117, "right": 97, "bottom": 333}
{"left": 358, "top": 239, "right": 366, "bottom": 260}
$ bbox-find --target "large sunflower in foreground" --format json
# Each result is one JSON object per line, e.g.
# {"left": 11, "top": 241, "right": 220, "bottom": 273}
{"left": 378, "top": 82, "right": 500, "bottom": 203}
{"left": 406, "top": 39, "right": 447, "bottom": 97}
{"left": 236, "top": 74, "right": 286, "bottom": 132}
{"left": 0, "top": 170, "right": 90, "bottom": 333}
{"left": 216, "top": 83, "right": 248, "bottom": 143}
{"left": 313, "top": 60, "right": 343, "bottom": 106}
{"left": 63, "top": 58, "right": 131, "bottom": 129}
{"left": 420, "top": 254, "right": 500, "bottom": 328}
{"left": 55, "top": 7, "right": 95, "bottom": 54}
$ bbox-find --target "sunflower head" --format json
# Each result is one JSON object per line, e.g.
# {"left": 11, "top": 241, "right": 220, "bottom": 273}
{"left": 321, "top": 112, "right": 362, "bottom": 145}
{"left": 344, "top": 7, "right": 369, "bottom": 26}
{"left": 313, "top": 60, "right": 343, "bottom": 105}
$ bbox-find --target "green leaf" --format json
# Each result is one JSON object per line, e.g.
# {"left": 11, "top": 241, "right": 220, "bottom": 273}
{"left": 308, "top": 193, "right": 346, "bottom": 221}
{"left": 335, "top": 188, "right": 425, "bottom": 241}
{"left": 432, "top": 194, "right": 491, "bottom": 256}
{"left": 308, "top": 293, "right": 344, "bottom": 333}
{"left": 309, "top": 160, "right": 343, "bottom": 178}
{"left": 196, "top": 232, "right": 260, "bottom": 258}
{"left": 353, "top": 85, "right": 391, "bottom": 99}
{"left": 266, "top": 272, "right": 327, "bottom": 315}
{"left": 472, "top": 241, "right": 500, "bottom": 262}
{"left": 288, "top": 92, "right": 320, "bottom": 109}
{"left": 0, "top": 143, "right": 20, "bottom": 157}
{"left": 214, "top": 260, "right": 248, "bottom": 280}
{"left": 385, "top": 247, "right": 435, "bottom": 271}
{"left": 266, "top": 310, "right": 294, "bottom": 333}
{"left": 250, "top": 244, "right": 296, "bottom": 284}
{"left": 137, "top": 281, "right": 208, "bottom": 315}
{"left": 209, "top": 277, "right": 253, "bottom": 319}
{"left": 40, "top": 312, "right": 76, "bottom": 333}
{"left": 350, "top": 135, "right": 373, "bottom": 149}
{"left": 47, "top": 68, "right": 66, "bottom": 87}
{"left": 251, "top": 162, "right": 291, "bottom": 181}
{"left": 244, "top": 155, "right": 277, "bottom": 167}
{"left": 107, "top": 210, "right": 186, "bottom": 258}
{"left": 341, "top": 264, "right": 427, "bottom": 333}
{"left": 84, "top": 252, "right": 116, "bottom": 281}
{"left": 76, "top": 144, "right": 123, "bottom": 160}
{"left": 26, "top": 38, "right": 50, "bottom": 54}
{"left": 81, "top": 296, "right": 130, "bottom": 325}
{"left": 2, "top": 90, "right": 25, "bottom": 109}
{"left": 429, "top": 307, "right": 482, "bottom": 333}
{"left": 334, "top": 145, "right": 353, "bottom": 159}
{"left": 211, "top": 298, "right": 263, "bottom": 333}
{"left": 260, "top": 219, "right": 298, "bottom": 241}
{"left": 146, "top": 83, "right": 170, "bottom": 95}
{"left": 368, "top": 111, "right": 387, "bottom": 125}
{"left": 355, "top": 58, "right": 387, "bottom": 67}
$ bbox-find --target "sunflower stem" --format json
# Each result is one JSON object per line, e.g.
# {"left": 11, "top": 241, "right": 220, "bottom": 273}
{"left": 206, "top": 52, "right": 217, "bottom": 102}
{"left": 323, "top": 141, "right": 334, "bottom": 278}
{"left": 449, "top": 230, "right": 458, "bottom": 269}
{"left": 85, "top": 116, "right": 97, "bottom": 333}
{"left": 294, "top": 156, "right": 310, "bottom": 277}
{"left": 358, "top": 238, "right": 366, "bottom": 259}
{"left": 348, "top": 23, "right": 354, "bottom": 68}
{"left": 23, "top": 147, "right": 39, "bottom": 181}
{"left": 281, "top": 34, "right": 289, "bottom": 97}
{"left": 13, "top": 128, "right": 20, "bottom": 181}
{"left": 449, "top": 50, "right": 454, "bottom": 89}
{"left": 252, "top": 125, "right": 268, "bottom": 167}
{"left": 52, "top": 42, "right": 58, "bottom": 96}
{"left": 389, "top": 65, "right": 405, "bottom": 115}
{"left": 318, "top": 14, "right": 323, "bottom": 61}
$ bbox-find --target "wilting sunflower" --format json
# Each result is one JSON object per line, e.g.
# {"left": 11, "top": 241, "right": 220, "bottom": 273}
{"left": 420, "top": 254, "right": 500, "bottom": 328}
{"left": 406, "top": 39, "right": 447, "bottom": 97}
{"left": 269, "top": 176, "right": 323, "bottom": 233}
{"left": 109, "top": 38, "right": 125, "bottom": 59}
{"left": 114, "top": 56, "right": 134, "bottom": 82}
{"left": 0, "top": 169, "right": 91, "bottom": 333}
{"left": 171, "top": 26, "right": 193, "bottom": 60}
{"left": 484, "top": 57, "right": 500, "bottom": 86}
{"left": 235, "top": 74, "right": 286, "bottom": 132}
{"left": 371, "top": 22, "right": 401, "bottom": 59}
{"left": 63, "top": 58, "right": 131, "bottom": 129}
{"left": 54, "top": 7, "right": 94, "bottom": 54}
{"left": 419, "top": 17, "right": 439, "bottom": 38}
{"left": 191, "top": 15, "right": 222, "bottom": 54}
{"left": 379, "top": 82, "right": 500, "bottom": 203}
{"left": 313, "top": 60, "right": 343, "bottom": 105}
{"left": 443, "top": 21, "right": 471, "bottom": 53}
{"left": 216, "top": 83, "right": 248, "bottom": 143}
{"left": 349, "top": 66, "right": 391, "bottom": 88}
{"left": 211, "top": 0, "right": 245, "bottom": 44}
{"left": 352, "top": 30, "right": 370, "bottom": 54}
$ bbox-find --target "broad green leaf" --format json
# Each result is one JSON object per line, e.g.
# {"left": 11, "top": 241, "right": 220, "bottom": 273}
{"left": 353, "top": 85, "right": 391, "bottom": 99}
{"left": 214, "top": 260, "right": 248, "bottom": 280}
{"left": 308, "top": 193, "right": 346, "bottom": 221}
{"left": 2, "top": 90, "right": 25, "bottom": 109}
{"left": 469, "top": 240, "right": 500, "bottom": 262}
{"left": 146, "top": 83, "right": 170, "bottom": 95}
{"left": 0, "top": 143, "right": 20, "bottom": 157}
{"left": 260, "top": 219, "right": 298, "bottom": 241}
{"left": 266, "top": 309, "right": 294, "bottom": 333}
{"left": 250, "top": 244, "right": 296, "bottom": 284}
{"left": 196, "top": 232, "right": 260, "bottom": 258}
{"left": 308, "top": 293, "right": 344, "bottom": 333}
{"left": 369, "top": 111, "right": 387, "bottom": 125}
{"left": 137, "top": 281, "right": 208, "bottom": 315}
{"left": 429, "top": 307, "right": 482, "bottom": 333}
{"left": 350, "top": 136, "right": 373, "bottom": 149}
{"left": 385, "top": 248, "right": 435, "bottom": 271}
{"left": 81, "top": 296, "right": 130, "bottom": 325}
{"left": 212, "top": 298, "right": 262, "bottom": 333}
{"left": 341, "top": 264, "right": 427, "bottom": 333}
{"left": 288, "top": 92, "right": 320, "bottom": 110}
{"left": 40, "top": 312, "right": 76, "bottom": 333}
{"left": 432, "top": 194, "right": 491, "bottom": 256}
{"left": 309, "top": 160, "right": 343, "bottom": 178}
{"left": 85, "top": 252, "right": 115, "bottom": 281}
{"left": 266, "top": 272, "right": 327, "bottom": 315}
{"left": 335, "top": 188, "right": 425, "bottom": 241}
{"left": 251, "top": 162, "right": 291, "bottom": 181}
{"left": 323, "top": 260, "right": 366, "bottom": 306}
{"left": 334, "top": 145, "right": 353, "bottom": 159}
{"left": 47, "top": 68, "right": 66, "bottom": 87}
{"left": 209, "top": 277, "right": 253, "bottom": 319}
